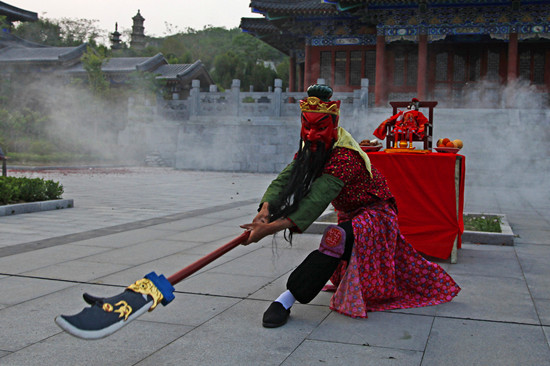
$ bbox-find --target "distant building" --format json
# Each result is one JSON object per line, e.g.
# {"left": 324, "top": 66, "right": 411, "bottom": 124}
{"left": 0, "top": 31, "right": 213, "bottom": 99}
{"left": 240, "top": 0, "right": 550, "bottom": 106}
{"left": 130, "top": 10, "right": 146, "bottom": 50}
{"left": 0, "top": 1, "right": 37, "bottom": 28}
{"left": 110, "top": 22, "right": 123, "bottom": 50}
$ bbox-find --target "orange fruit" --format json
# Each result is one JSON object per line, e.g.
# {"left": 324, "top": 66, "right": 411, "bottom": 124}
{"left": 436, "top": 138, "right": 444, "bottom": 147}
{"left": 453, "top": 139, "right": 463, "bottom": 149}
{"left": 445, "top": 141, "right": 456, "bottom": 148}
{"left": 441, "top": 138, "right": 451, "bottom": 146}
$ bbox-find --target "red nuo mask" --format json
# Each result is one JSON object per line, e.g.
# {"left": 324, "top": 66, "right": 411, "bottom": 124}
{"left": 299, "top": 97, "right": 341, "bottom": 151}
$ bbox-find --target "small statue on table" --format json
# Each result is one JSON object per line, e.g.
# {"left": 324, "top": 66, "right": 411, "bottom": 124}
{"left": 373, "top": 98, "right": 429, "bottom": 149}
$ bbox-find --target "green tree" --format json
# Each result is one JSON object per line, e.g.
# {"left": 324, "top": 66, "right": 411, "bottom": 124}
{"left": 81, "top": 46, "right": 110, "bottom": 96}
{"left": 211, "top": 51, "right": 245, "bottom": 90}
{"left": 11, "top": 18, "right": 63, "bottom": 45}
{"left": 276, "top": 58, "right": 290, "bottom": 90}
{"left": 13, "top": 17, "right": 104, "bottom": 47}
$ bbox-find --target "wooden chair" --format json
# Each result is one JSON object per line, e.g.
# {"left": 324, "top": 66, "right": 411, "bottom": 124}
{"left": 385, "top": 101, "right": 438, "bottom": 150}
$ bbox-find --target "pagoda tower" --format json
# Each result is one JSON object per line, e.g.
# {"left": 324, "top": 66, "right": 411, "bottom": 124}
{"left": 110, "top": 22, "right": 122, "bottom": 50}
{"left": 130, "top": 10, "right": 145, "bottom": 49}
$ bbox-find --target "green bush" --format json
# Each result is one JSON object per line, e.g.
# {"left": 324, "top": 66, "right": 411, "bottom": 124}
{"left": 0, "top": 176, "right": 64, "bottom": 205}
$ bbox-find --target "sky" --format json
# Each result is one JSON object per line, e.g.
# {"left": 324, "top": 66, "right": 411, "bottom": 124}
{"left": 12, "top": 0, "right": 262, "bottom": 39}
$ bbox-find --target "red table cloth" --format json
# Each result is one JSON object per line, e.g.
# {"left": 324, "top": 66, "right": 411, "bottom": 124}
{"left": 367, "top": 151, "right": 465, "bottom": 259}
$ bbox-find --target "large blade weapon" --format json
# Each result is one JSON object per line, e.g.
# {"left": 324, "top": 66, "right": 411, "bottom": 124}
{"left": 55, "top": 231, "right": 250, "bottom": 340}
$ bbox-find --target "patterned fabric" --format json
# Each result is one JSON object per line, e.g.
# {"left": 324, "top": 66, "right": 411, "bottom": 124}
{"left": 329, "top": 201, "right": 461, "bottom": 318}
{"left": 323, "top": 147, "right": 393, "bottom": 214}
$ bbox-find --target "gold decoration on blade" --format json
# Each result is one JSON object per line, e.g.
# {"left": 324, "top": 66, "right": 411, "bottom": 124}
{"left": 114, "top": 301, "right": 132, "bottom": 320}
{"left": 127, "top": 278, "right": 164, "bottom": 311}
{"left": 299, "top": 97, "right": 339, "bottom": 115}
{"left": 102, "top": 303, "right": 114, "bottom": 312}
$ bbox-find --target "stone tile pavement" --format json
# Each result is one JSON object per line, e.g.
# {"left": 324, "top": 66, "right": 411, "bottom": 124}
{"left": 0, "top": 167, "right": 549, "bottom": 365}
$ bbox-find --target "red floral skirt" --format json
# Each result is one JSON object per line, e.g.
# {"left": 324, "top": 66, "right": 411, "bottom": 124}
{"left": 329, "top": 201, "right": 460, "bottom": 318}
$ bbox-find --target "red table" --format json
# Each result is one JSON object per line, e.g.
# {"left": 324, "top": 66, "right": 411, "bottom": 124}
{"left": 367, "top": 151, "right": 465, "bottom": 261}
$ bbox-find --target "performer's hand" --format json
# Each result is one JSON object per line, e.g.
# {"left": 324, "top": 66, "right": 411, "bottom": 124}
{"left": 240, "top": 218, "right": 293, "bottom": 245}
{"left": 253, "top": 202, "right": 270, "bottom": 223}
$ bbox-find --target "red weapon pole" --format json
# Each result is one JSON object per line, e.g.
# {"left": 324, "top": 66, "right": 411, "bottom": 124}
{"left": 167, "top": 231, "right": 250, "bottom": 285}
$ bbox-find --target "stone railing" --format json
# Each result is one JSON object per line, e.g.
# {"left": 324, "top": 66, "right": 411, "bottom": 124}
{"left": 158, "top": 78, "right": 370, "bottom": 120}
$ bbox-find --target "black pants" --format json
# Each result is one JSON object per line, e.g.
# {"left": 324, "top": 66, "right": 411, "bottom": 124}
{"left": 287, "top": 221, "right": 354, "bottom": 304}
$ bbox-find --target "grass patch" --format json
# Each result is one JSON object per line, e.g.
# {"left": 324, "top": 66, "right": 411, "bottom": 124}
{"left": 463, "top": 214, "right": 502, "bottom": 233}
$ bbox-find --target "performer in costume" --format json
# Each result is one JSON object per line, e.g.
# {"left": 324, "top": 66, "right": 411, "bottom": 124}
{"left": 240, "top": 85, "right": 460, "bottom": 328}
{"left": 373, "top": 98, "right": 429, "bottom": 147}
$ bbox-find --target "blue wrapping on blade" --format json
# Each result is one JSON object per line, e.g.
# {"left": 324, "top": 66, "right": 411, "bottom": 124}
{"left": 144, "top": 271, "right": 175, "bottom": 305}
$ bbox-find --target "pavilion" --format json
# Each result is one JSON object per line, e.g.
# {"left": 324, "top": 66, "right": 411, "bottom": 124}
{"left": 240, "top": 0, "right": 550, "bottom": 106}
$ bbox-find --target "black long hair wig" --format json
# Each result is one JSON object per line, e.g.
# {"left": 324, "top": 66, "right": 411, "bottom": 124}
{"left": 268, "top": 138, "right": 334, "bottom": 243}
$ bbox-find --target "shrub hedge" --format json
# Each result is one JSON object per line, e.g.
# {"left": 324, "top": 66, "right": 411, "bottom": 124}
{"left": 0, "top": 176, "right": 64, "bottom": 205}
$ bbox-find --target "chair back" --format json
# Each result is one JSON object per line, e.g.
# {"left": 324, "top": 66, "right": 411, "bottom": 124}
{"left": 386, "top": 101, "right": 438, "bottom": 150}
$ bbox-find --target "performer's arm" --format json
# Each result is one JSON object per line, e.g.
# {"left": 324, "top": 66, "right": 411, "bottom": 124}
{"left": 259, "top": 161, "right": 295, "bottom": 208}
{"left": 241, "top": 174, "right": 343, "bottom": 244}
{"left": 286, "top": 174, "right": 343, "bottom": 232}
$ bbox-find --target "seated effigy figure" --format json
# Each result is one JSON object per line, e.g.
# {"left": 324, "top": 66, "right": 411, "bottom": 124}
{"left": 373, "top": 98, "right": 429, "bottom": 149}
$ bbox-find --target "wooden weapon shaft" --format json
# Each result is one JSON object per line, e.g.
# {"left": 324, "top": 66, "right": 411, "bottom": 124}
{"left": 167, "top": 231, "right": 250, "bottom": 286}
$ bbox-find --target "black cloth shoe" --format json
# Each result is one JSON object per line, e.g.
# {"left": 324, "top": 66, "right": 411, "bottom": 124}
{"left": 262, "top": 301, "right": 290, "bottom": 328}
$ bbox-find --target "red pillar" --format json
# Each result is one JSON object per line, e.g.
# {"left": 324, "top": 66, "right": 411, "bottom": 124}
{"left": 304, "top": 45, "right": 311, "bottom": 90}
{"left": 417, "top": 34, "right": 428, "bottom": 100}
{"left": 289, "top": 55, "right": 296, "bottom": 92}
{"left": 298, "top": 63, "right": 305, "bottom": 92}
{"left": 374, "top": 35, "right": 386, "bottom": 107}
{"left": 507, "top": 32, "right": 518, "bottom": 82}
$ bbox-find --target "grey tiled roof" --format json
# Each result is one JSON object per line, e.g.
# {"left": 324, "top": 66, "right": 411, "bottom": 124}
{"left": 0, "top": 44, "right": 86, "bottom": 63}
{"left": 63, "top": 53, "right": 169, "bottom": 75}
{"left": 0, "top": 31, "right": 44, "bottom": 49}
{"left": 154, "top": 60, "right": 213, "bottom": 84}
{"left": 240, "top": 18, "right": 280, "bottom": 33}
{"left": 250, "top": 0, "right": 337, "bottom": 14}
{"left": 101, "top": 57, "right": 156, "bottom": 72}
{"left": 154, "top": 64, "right": 193, "bottom": 79}
{"left": 0, "top": 1, "right": 38, "bottom": 22}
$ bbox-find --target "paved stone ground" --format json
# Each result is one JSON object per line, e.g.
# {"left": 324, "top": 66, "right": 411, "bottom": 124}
{"left": 0, "top": 167, "right": 549, "bottom": 365}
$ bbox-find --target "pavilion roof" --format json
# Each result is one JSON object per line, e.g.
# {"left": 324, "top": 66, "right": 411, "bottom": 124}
{"left": 240, "top": 17, "right": 280, "bottom": 34}
{"left": 0, "top": 1, "right": 38, "bottom": 23}
{"left": 0, "top": 43, "right": 86, "bottom": 64}
{"left": 155, "top": 60, "right": 215, "bottom": 85}
{"left": 104, "top": 53, "right": 167, "bottom": 73}
{"left": 63, "top": 53, "right": 168, "bottom": 75}
{"left": 250, "top": 0, "right": 338, "bottom": 16}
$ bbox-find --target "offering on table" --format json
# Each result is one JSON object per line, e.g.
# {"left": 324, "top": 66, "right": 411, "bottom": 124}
{"left": 434, "top": 138, "right": 463, "bottom": 153}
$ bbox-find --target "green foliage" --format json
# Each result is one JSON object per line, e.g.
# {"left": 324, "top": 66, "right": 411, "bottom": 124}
{"left": 126, "top": 27, "right": 288, "bottom": 91}
{"left": 0, "top": 107, "right": 48, "bottom": 152}
{"left": 0, "top": 15, "right": 9, "bottom": 32}
{"left": 81, "top": 46, "right": 110, "bottom": 96}
{"left": 0, "top": 176, "right": 64, "bottom": 205}
{"left": 12, "top": 17, "right": 104, "bottom": 47}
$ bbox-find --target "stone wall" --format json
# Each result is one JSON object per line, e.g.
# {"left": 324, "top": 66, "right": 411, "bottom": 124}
{"left": 174, "top": 108, "right": 550, "bottom": 190}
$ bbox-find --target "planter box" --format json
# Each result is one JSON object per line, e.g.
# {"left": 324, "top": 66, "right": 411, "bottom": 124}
{"left": 0, "top": 199, "right": 74, "bottom": 217}
{"left": 462, "top": 213, "right": 515, "bottom": 246}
